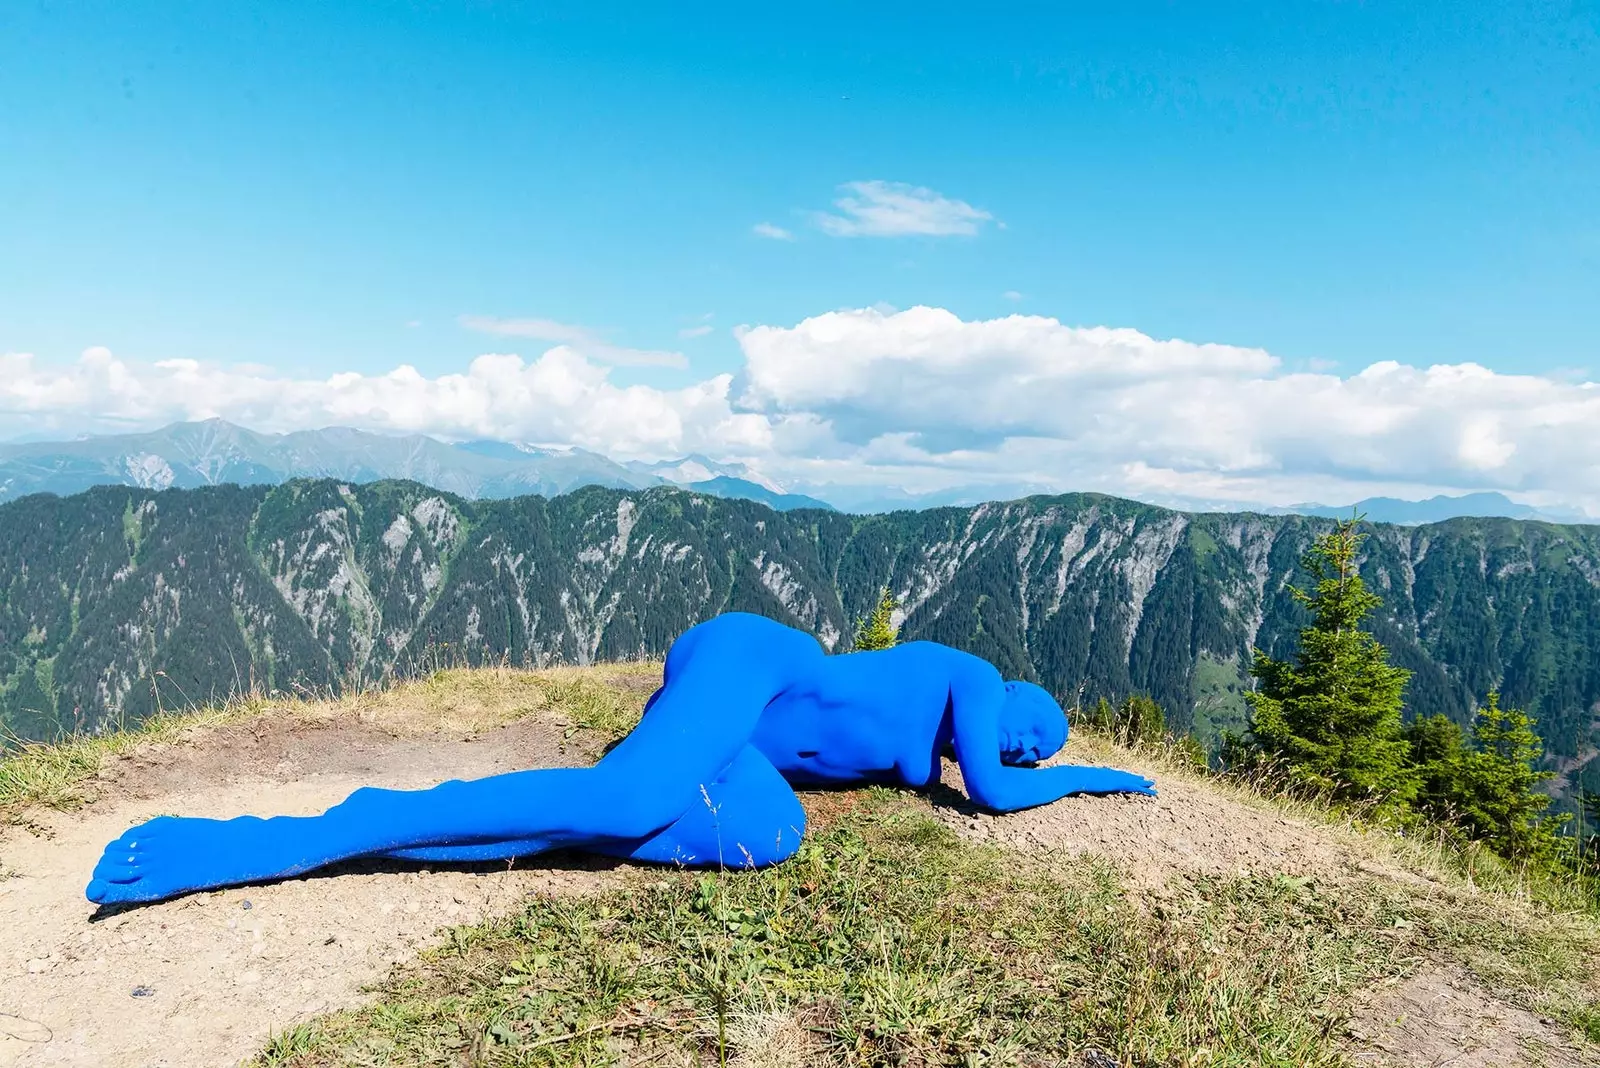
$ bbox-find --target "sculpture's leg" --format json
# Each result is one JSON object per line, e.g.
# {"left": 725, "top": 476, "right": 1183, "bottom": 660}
{"left": 377, "top": 836, "right": 555, "bottom": 863}
{"left": 382, "top": 744, "right": 805, "bottom": 867}
{"left": 86, "top": 613, "right": 813, "bottom": 905}
{"left": 595, "top": 744, "right": 805, "bottom": 867}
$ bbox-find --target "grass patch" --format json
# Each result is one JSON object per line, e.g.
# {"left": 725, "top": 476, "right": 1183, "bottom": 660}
{"left": 0, "top": 701, "right": 257, "bottom": 822}
{"left": 258, "top": 792, "right": 1432, "bottom": 1068}
{"left": 532, "top": 671, "right": 652, "bottom": 744}
{"left": 1405, "top": 885, "right": 1600, "bottom": 1037}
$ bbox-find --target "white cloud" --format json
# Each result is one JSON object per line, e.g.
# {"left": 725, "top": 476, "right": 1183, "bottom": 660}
{"left": 5, "top": 307, "right": 1598, "bottom": 516}
{"left": 731, "top": 307, "right": 1600, "bottom": 512}
{"left": 1002, "top": 290, "right": 1024, "bottom": 302}
{"left": 457, "top": 315, "right": 687, "bottom": 369}
{"left": 678, "top": 325, "right": 715, "bottom": 339}
{"left": 811, "top": 181, "right": 993, "bottom": 238}
{"left": 0, "top": 346, "right": 759, "bottom": 459}
{"left": 752, "top": 222, "right": 795, "bottom": 241}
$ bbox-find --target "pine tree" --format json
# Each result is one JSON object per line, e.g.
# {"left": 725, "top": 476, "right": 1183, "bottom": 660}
{"left": 1405, "top": 713, "right": 1467, "bottom": 817}
{"left": 1454, "top": 692, "right": 1567, "bottom": 865}
{"left": 852, "top": 588, "right": 900, "bottom": 651}
{"left": 1245, "top": 516, "right": 1416, "bottom": 806}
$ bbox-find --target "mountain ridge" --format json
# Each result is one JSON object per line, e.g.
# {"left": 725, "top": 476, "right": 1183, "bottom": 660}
{"left": 2, "top": 478, "right": 1596, "bottom": 805}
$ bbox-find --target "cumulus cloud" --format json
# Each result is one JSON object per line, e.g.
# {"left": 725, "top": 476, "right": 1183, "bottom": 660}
{"left": 5, "top": 307, "right": 1597, "bottom": 515}
{"left": 457, "top": 315, "right": 687, "bottom": 369}
{"left": 811, "top": 181, "right": 994, "bottom": 238}
{"left": 733, "top": 307, "right": 1600, "bottom": 512}
{"left": 0, "top": 346, "right": 763, "bottom": 459}
{"left": 751, "top": 222, "right": 795, "bottom": 240}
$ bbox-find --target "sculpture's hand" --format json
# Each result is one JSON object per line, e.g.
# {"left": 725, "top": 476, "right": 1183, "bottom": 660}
{"left": 967, "top": 764, "right": 1157, "bottom": 812}
{"left": 1047, "top": 765, "right": 1157, "bottom": 798}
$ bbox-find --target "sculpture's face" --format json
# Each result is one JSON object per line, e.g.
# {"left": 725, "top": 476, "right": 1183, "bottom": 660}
{"left": 997, "top": 681, "right": 1068, "bottom": 766}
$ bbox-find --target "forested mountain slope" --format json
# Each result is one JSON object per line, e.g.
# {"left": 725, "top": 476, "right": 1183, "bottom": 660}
{"left": 2, "top": 480, "right": 1596, "bottom": 791}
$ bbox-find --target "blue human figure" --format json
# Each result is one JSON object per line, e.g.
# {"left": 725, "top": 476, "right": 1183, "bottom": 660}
{"left": 86, "top": 613, "right": 1156, "bottom": 905}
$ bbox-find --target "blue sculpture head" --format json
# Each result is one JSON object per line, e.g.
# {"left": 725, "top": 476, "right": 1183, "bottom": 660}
{"left": 997, "top": 681, "right": 1068, "bottom": 765}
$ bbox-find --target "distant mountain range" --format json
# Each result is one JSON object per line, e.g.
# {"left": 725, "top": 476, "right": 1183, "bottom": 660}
{"left": 3, "top": 479, "right": 1597, "bottom": 811}
{"left": 1284, "top": 492, "right": 1590, "bottom": 526}
{"left": 0, "top": 420, "right": 1587, "bottom": 524}
{"left": 0, "top": 420, "right": 833, "bottom": 512}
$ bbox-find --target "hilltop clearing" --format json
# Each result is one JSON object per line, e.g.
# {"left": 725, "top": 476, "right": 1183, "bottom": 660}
{"left": 0, "top": 667, "right": 1596, "bottom": 1066}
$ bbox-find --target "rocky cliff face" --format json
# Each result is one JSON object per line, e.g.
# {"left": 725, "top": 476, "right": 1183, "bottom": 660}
{"left": 3, "top": 480, "right": 1597, "bottom": 792}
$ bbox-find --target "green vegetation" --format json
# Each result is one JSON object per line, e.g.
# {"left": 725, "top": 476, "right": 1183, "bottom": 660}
{"left": 849, "top": 588, "right": 899, "bottom": 651}
{"left": 1242, "top": 517, "right": 1416, "bottom": 808}
{"left": 1188, "top": 651, "right": 1250, "bottom": 748}
{"left": 1408, "top": 693, "right": 1569, "bottom": 866}
{"left": 1078, "top": 693, "right": 1209, "bottom": 773}
{"left": 1231, "top": 517, "right": 1579, "bottom": 887}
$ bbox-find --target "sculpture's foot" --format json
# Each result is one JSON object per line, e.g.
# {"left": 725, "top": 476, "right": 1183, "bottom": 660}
{"left": 86, "top": 814, "right": 324, "bottom": 905}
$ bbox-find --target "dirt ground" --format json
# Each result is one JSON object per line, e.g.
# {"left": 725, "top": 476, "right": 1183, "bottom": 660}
{"left": 0, "top": 690, "right": 1588, "bottom": 1067}
{"left": 0, "top": 715, "right": 628, "bottom": 1068}
{"left": 931, "top": 752, "right": 1367, "bottom": 890}
{"left": 1348, "top": 966, "right": 1589, "bottom": 1068}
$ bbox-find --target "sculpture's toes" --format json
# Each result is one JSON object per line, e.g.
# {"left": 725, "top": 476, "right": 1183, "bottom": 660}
{"left": 85, "top": 875, "right": 147, "bottom": 904}
{"left": 86, "top": 866, "right": 144, "bottom": 904}
{"left": 90, "top": 859, "right": 143, "bottom": 884}
{"left": 87, "top": 828, "right": 168, "bottom": 902}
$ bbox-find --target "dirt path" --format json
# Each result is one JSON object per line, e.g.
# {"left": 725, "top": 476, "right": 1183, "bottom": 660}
{"left": 1349, "top": 966, "right": 1589, "bottom": 1068}
{"left": 0, "top": 716, "right": 627, "bottom": 1068}
{"left": 930, "top": 750, "right": 1367, "bottom": 890}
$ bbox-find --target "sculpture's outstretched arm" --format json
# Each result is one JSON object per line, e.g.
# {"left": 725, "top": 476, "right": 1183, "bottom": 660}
{"left": 949, "top": 660, "right": 1155, "bottom": 813}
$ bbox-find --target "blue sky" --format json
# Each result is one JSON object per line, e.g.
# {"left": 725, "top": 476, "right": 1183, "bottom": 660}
{"left": 1, "top": 2, "right": 1597, "bottom": 510}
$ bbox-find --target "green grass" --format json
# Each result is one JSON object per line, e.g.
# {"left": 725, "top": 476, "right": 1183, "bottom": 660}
{"left": 532, "top": 672, "right": 650, "bottom": 743}
{"left": 258, "top": 793, "right": 1445, "bottom": 1068}
{"left": 0, "top": 700, "right": 258, "bottom": 822}
{"left": 1188, "top": 652, "right": 1249, "bottom": 750}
